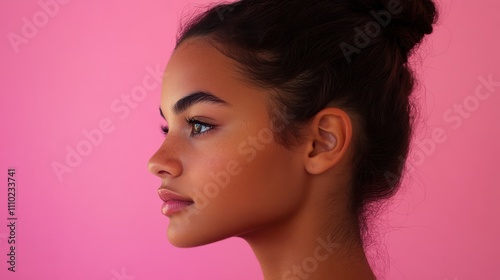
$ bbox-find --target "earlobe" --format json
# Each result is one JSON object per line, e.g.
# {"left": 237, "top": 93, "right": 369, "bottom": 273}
{"left": 305, "top": 108, "right": 352, "bottom": 175}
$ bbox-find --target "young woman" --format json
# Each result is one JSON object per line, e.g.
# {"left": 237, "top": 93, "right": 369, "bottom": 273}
{"left": 148, "top": 0, "right": 438, "bottom": 278}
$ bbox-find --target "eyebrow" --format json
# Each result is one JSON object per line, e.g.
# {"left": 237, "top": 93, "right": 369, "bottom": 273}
{"left": 159, "top": 91, "right": 229, "bottom": 119}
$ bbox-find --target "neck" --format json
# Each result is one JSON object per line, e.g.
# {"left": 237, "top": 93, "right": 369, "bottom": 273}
{"left": 242, "top": 220, "right": 375, "bottom": 280}
{"left": 238, "top": 186, "right": 376, "bottom": 279}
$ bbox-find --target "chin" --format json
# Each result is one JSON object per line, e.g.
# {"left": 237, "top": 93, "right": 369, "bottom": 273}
{"left": 165, "top": 219, "right": 230, "bottom": 248}
{"left": 166, "top": 228, "right": 233, "bottom": 248}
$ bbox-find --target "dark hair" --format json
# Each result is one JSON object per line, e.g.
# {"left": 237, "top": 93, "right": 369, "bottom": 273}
{"left": 174, "top": 0, "right": 438, "bottom": 243}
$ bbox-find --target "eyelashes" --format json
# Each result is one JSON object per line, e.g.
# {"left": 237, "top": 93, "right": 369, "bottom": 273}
{"left": 186, "top": 117, "right": 215, "bottom": 136}
{"left": 160, "top": 117, "right": 215, "bottom": 137}
{"left": 160, "top": 124, "right": 169, "bottom": 135}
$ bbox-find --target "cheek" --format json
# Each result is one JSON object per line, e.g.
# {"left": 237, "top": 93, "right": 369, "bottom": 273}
{"left": 194, "top": 141, "right": 306, "bottom": 231}
{"left": 233, "top": 146, "right": 305, "bottom": 216}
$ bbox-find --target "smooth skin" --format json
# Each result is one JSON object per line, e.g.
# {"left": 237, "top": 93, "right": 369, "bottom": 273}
{"left": 148, "top": 37, "right": 376, "bottom": 279}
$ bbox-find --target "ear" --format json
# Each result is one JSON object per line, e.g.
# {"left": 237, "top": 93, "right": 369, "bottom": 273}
{"left": 304, "top": 107, "right": 353, "bottom": 175}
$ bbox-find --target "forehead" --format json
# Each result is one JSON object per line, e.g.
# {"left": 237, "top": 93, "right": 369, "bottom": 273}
{"left": 161, "top": 38, "right": 242, "bottom": 104}
{"left": 159, "top": 37, "right": 271, "bottom": 120}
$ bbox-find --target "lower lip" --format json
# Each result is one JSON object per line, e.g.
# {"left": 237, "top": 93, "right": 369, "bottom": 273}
{"left": 161, "top": 200, "right": 194, "bottom": 216}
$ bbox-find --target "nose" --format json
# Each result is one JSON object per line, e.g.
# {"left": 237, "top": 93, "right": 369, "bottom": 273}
{"left": 147, "top": 140, "right": 183, "bottom": 178}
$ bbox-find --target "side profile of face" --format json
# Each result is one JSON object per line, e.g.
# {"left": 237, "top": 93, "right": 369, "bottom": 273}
{"left": 148, "top": 37, "right": 311, "bottom": 247}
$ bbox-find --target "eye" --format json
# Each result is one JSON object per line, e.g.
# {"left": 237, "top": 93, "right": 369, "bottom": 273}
{"left": 186, "top": 117, "right": 215, "bottom": 137}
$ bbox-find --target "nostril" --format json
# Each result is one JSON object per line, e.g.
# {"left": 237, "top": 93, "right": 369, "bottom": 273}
{"left": 148, "top": 163, "right": 168, "bottom": 178}
{"left": 147, "top": 158, "right": 161, "bottom": 175}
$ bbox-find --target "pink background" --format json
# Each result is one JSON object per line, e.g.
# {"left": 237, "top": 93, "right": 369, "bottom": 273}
{"left": 0, "top": 0, "right": 498, "bottom": 279}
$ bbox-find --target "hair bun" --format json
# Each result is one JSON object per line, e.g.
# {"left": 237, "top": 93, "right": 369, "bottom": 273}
{"left": 376, "top": 0, "right": 438, "bottom": 57}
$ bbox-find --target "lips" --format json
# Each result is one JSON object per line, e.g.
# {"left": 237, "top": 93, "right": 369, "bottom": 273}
{"left": 158, "top": 188, "right": 194, "bottom": 216}
{"left": 158, "top": 188, "right": 193, "bottom": 202}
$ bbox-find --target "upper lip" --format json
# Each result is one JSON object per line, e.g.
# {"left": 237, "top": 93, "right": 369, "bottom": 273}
{"left": 158, "top": 187, "right": 193, "bottom": 202}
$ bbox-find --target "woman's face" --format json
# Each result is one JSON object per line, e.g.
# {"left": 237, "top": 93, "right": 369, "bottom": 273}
{"left": 148, "top": 37, "right": 309, "bottom": 247}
